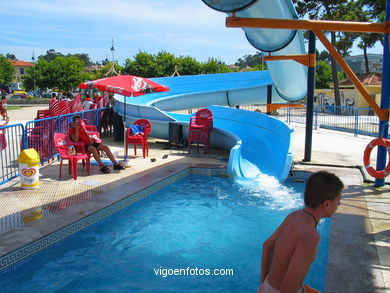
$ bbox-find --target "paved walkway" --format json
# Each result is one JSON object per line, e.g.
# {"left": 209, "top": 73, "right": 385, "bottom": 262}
{"left": 0, "top": 106, "right": 389, "bottom": 292}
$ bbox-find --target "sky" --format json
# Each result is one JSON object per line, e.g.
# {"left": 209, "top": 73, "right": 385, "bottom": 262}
{"left": 0, "top": 0, "right": 385, "bottom": 66}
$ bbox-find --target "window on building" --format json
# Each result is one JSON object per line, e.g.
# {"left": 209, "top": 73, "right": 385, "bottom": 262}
{"left": 20, "top": 68, "right": 25, "bottom": 74}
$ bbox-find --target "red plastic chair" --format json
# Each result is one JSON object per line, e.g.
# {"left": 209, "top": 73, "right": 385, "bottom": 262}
{"left": 188, "top": 109, "right": 213, "bottom": 154}
{"left": 188, "top": 129, "right": 210, "bottom": 154}
{"left": 49, "top": 100, "right": 60, "bottom": 117}
{"left": 35, "top": 109, "right": 51, "bottom": 119}
{"left": 189, "top": 108, "right": 213, "bottom": 136}
{"left": 125, "top": 119, "right": 152, "bottom": 158}
{"left": 54, "top": 133, "right": 90, "bottom": 180}
{"left": 80, "top": 120, "right": 101, "bottom": 143}
{"left": 71, "top": 95, "right": 83, "bottom": 113}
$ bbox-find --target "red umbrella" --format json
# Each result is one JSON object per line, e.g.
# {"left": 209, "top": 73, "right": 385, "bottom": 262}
{"left": 78, "top": 75, "right": 169, "bottom": 97}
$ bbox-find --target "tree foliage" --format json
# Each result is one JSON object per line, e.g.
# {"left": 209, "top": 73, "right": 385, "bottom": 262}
{"left": 23, "top": 56, "right": 86, "bottom": 91}
{"left": 235, "top": 52, "right": 267, "bottom": 70}
{"left": 0, "top": 55, "right": 14, "bottom": 85}
{"left": 66, "top": 53, "right": 93, "bottom": 67}
{"left": 124, "top": 51, "right": 233, "bottom": 77}
{"left": 5, "top": 53, "right": 16, "bottom": 60}
{"left": 39, "top": 49, "right": 64, "bottom": 62}
{"left": 316, "top": 60, "right": 333, "bottom": 88}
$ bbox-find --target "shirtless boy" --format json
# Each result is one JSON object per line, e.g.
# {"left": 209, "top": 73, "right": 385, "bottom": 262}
{"left": 258, "top": 171, "right": 343, "bottom": 293}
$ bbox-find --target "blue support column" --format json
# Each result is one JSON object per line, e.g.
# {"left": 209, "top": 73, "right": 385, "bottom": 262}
{"left": 375, "top": 0, "right": 390, "bottom": 187}
{"left": 303, "top": 31, "right": 316, "bottom": 162}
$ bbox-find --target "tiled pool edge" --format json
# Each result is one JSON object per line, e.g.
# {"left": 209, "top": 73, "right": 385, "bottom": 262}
{"left": 0, "top": 167, "right": 228, "bottom": 272}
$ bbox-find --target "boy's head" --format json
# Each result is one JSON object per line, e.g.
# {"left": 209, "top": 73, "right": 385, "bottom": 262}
{"left": 304, "top": 171, "right": 344, "bottom": 209}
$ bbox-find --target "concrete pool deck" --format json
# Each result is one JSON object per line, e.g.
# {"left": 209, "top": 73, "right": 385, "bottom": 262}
{"left": 0, "top": 106, "right": 389, "bottom": 292}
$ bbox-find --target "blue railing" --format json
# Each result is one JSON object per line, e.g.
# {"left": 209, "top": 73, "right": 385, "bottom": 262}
{"left": 238, "top": 104, "right": 379, "bottom": 137}
{"left": 0, "top": 123, "right": 24, "bottom": 185}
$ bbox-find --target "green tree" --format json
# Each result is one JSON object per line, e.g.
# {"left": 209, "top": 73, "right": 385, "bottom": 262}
{"left": 155, "top": 51, "right": 176, "bottom": 77}
{"left": 316, "top": 60, "right": 332, "bottom": 88}
{"left": 317, "top": 50, "right": 331, "bottom": 62}
{"left": 5, "top": 53, "right": 16, "bottom": 60}
{"left": 235, "top": 52, "right": 266, "bottom": 69}
{"left": 23, "top": 58, "right": 50, "bottom": 90}
{"left": 47, "top": 56, "right": 85, "bottom": 91}
{"left": 338, "top": 0, "right": 382, "bottom": 74}
{"left": 176, "top": 56, "right": 202, "bottom": 76}
{"left": 124, "top": 51, "right": 157, "bottom": 77}
{"left": 67, "top": 53, "right": 93, "bottom": 67}
{"left": 362, "top": 0, "right": 386, "bottom": 23}
{"left": 201, "top": 58, "right": 233, "bottom": 74}
{"left": 23, "top": 56, "right": 86, "bottom": 91}
{"left": 0, "top": 55, "right": 14, "bottom": 85}
{"left": 124, "top": 51, "right": 233, "bottom": 77}
{"left": 39, "top": 49, "right": 64, "bottom": 62}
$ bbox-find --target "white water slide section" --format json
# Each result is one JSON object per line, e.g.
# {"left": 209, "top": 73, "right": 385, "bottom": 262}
{"left": 202, "top": 0, "right": 307, "bottom": 101}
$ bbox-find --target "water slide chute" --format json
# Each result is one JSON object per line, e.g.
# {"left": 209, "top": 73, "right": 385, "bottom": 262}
{"left": 202, "top": 0, "right": 307, "bottom": 101}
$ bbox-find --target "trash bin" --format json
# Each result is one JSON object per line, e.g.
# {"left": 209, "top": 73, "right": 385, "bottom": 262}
{"left": 18, "top": 148, "right": 40, "bottom": 189}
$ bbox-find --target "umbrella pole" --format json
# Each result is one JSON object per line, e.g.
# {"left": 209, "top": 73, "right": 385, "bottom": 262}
{"left": 123, "top": 95, "right": 127, "bottom": 162}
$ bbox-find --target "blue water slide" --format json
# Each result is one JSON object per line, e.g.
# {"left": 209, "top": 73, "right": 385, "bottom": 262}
{"left": 114, "top": 71, "right": 293, "bottom": 181}
{"left": 114, "top": 0, "right": 306, "bottom": 181}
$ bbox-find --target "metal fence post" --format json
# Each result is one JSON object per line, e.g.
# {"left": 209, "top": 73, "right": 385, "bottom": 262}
{"left": 354, "top": 108, "right": 359, "bottom": 137}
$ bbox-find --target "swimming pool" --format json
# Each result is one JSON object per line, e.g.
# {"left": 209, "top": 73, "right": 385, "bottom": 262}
{"left": 0, "top": 173, "right": 330, "bottom": 292}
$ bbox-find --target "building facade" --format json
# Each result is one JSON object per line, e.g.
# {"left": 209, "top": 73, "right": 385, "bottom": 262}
{"left": 9, "top": 60, "right": 34, "bottom": 83}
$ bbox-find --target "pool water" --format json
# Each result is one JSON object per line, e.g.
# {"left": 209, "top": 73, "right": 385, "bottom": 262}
{"left": 0, "top": 174, "right": 330, "bottom": 292}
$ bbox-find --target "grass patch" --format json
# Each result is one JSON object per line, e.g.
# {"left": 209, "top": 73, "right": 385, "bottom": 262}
{"left": 8, "top": 106, "right": 22, "bottom": 110}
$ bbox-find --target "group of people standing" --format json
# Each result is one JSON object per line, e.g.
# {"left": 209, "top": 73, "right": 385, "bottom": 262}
{"left": 50, "top": 92, "right": 111, "bottom": 111}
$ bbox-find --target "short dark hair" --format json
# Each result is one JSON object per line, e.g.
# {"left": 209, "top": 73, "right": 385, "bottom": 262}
{"left": 304, "top": 171, "right": 344, "bottom": 208}
{"left": 73, "top": 114, "right": 81, "bottom": 120}
{"left": 52, "top": 93, "right": 56, "bottom": 98}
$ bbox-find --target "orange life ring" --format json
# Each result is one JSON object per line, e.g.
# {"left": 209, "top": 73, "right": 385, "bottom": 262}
{"left": 363, "top": 138, "right": 390, "bottom": 179}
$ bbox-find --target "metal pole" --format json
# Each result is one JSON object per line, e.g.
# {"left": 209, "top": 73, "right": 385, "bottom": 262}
{"left": 123, "top": 95, "right": 127, "bottom": 161}
{"left": 375, "top": 0, "right": 390, "bottom": 187}
{"left": 33, "top": 66, "right": 36, "bottom": 91}
{"left": 266, "top": 84, "right": 272, "bottom": 115}
{"left": 303, "top": 31, "right": 316, "bottom": 162}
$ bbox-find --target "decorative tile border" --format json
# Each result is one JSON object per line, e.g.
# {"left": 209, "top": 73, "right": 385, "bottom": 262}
{"left": 0, "top": 167, "right": 227, "bottom": 272}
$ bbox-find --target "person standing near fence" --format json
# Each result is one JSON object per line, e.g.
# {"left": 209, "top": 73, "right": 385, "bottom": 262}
{"left": 1, "top": 95, "right": 9, "bottom": 120}
{"left": 50, "top": 93, "right": 57, "bottom": 106}
{"left": 82, "top": 94, "right": 94, "bottom": 110}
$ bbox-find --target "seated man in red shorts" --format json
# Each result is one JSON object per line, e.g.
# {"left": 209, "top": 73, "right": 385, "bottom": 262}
{"left": 69, "top": 115, "right": 124, "bottom": 173}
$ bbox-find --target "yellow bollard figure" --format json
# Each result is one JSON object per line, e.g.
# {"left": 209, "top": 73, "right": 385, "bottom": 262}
{"left": 18, "top": 148, "right": 40, "bottom": 189}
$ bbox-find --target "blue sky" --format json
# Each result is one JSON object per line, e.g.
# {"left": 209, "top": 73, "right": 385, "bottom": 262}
{"left": 0, "top": 0, "right": 384, "bottom": 65}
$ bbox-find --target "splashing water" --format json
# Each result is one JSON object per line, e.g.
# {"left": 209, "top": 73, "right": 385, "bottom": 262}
{"left": 234, "top": 173, "right": 303, "bottom": 210}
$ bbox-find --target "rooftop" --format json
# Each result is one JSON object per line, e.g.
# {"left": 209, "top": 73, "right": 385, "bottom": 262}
{"left": 9, "top": 59, "right": 34, "bottom": 67}
{"left": 337, "top": 72, "right": 382, "bottom": 87}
